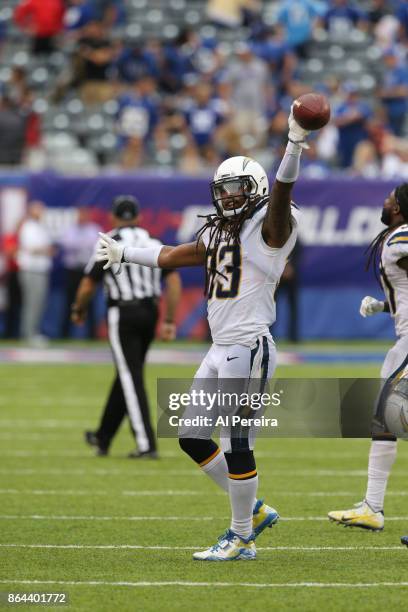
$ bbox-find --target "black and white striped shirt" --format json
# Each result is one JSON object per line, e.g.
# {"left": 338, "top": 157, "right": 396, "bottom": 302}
{"left": 85, "top": 226, "right": 165, "bottom": 306}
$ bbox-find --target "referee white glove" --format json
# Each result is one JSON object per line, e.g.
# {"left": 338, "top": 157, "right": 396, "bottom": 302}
{"left": 360, "top": 296, "right": 385, "bottom": 318}
{"left": 288, "top": 104, "right": 310, "bottom": 149}
{"left": 96, "top": 233, "right": 124, "bottom": 271}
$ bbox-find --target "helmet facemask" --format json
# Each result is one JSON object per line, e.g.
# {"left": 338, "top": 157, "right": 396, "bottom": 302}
{"left": 210, "top": 175, "right": 259, "bottom": 218}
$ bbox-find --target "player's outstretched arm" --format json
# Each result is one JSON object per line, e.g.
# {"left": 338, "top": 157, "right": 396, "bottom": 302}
{"left": 158, "top": 242, "right": 206, "bottom": 268}
{"left": 262, "top": 108, "right": 310, "bottom": 248}
{"left": 96, "top": 233, "right": 206, "bottom": 271}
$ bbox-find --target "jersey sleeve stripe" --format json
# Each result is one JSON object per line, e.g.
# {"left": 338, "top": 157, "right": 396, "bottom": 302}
{"left": 388, "top": 238, "right": 408, "bottom": 246}
{"left": 387, "top": 232, "right": 408, "bottom": 245}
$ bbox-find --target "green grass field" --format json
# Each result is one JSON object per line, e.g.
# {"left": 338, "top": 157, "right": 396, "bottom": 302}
{"left": 1, "top": 343, "right": 407, "bottom": 611}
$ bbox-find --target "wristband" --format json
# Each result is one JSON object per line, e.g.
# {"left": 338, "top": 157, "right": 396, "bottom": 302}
{"left": 276, "top": 141, "right": 302, "bottom": 183}
{"left": 123, "top": 244, "right": 163, "bottom": 268}
{"left": 286, "top": 140, "right": 303, "bottom": 153}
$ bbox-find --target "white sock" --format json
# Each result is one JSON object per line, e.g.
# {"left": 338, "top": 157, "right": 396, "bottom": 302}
{"left": 199, "top": 450, "right": 260, "bottom": 513}
{"left": 200, "top": 449, "right": 229, "bottom": 493}
{"left": 229, "top": 475, "right": 258, "bottom": 540}
{"left": 365, "top": 440, "right": 397, "bottom": 512}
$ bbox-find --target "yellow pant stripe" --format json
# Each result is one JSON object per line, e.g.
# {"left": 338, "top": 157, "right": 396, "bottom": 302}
{"left": 199, "top": 448, "right": 220, "bottom": 467}
{"left": 228, "top": 469, "right": 257, "bottom": 480}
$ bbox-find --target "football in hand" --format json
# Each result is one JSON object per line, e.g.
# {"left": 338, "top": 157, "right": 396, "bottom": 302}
{"left": 293, "top": 93, "right": 331, "bottom": 130}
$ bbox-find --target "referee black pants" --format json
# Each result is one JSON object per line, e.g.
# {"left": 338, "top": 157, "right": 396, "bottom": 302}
{"left": 96, "top": 301, "right": 158, "bottom": 452}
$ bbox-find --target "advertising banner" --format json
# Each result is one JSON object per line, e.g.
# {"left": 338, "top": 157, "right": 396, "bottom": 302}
{"left": 0, "top": 173, "right": 398, "bottom": 338}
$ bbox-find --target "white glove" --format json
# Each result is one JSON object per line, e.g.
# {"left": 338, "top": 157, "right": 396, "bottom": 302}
{"left": 288, "top": 104, "right": 310, "bottom": 149}
{"left": 96, "top": 232, "right": 124, "bottom": 271}
{"left": 360, "top": 296, "right": 385, "bottom": 318}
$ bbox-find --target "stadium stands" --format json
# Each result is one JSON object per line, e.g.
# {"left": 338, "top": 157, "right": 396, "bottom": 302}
{"left": 0, "top": 0, "right": 406, "bottom": 174}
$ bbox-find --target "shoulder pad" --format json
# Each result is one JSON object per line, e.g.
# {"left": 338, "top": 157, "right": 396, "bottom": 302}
{"left": 386, "top": 225, "right": 408, "bottom": 247}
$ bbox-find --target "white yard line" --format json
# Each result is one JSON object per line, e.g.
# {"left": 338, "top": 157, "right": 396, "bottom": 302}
{"left": 0, "top": 420, "right": 90, "bottom": 428}
{"left": 0, "top": 441, "right": 395, "bottom": 461}
{"left": 0, "top": 456, "right": 407, "bottom": 479}
{"left": 1, "top": 487, "right": 408, "bottom": 498}
{"left": 0, "top": 489, "right": 202, "bottom": 496}
{"left": 0, "top": 398, "right": 95, "bottom": 407}
{"left": 0, "top": 450, "right": 179, "bottom": 458}
{"left": 0, "top": 486, "right": 408, "bottom": 497}
{"left": 0, "top": 514, "right": 408, "bottom": 522}
{"left": 0, "top": 543, "right": 405, "bottom": 552}
{"left": 0, "top": 515, "right": 214, "bottom": 521}
{"left": 0, "top": 468, "right": 200, "bottom": 476}
{"left": 0, "top": 432, "right": 377, "bottom": 457}
{"left": 0, "top": 437, "right": 378, "bottom": 458}
{"left": 0, "top": 579, "right": 407, "bottom": 589}
{"left": 0, "top": 433, "right": 90, "bottom": 441}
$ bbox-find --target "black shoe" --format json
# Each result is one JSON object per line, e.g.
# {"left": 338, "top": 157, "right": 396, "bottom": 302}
{"left": 84, "top": 431, "right": 108, "bottom": 456}
{"left": 127, "top": 450, "right": 158, "bottom": 459}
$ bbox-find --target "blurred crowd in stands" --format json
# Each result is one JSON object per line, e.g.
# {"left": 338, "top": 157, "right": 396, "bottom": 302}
{"left": 0, "top": 0, "right": 407, "bottom": 176}
{"left": 2, "top": 200, "right": 101, "bottom": 344}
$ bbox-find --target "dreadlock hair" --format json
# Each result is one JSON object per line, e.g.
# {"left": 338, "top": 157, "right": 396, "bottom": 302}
{"left": 196, "top": 197, "right": 263, "bottom": 296}
{"left": 365, "top": 183, "right": 408, "bottom": 284}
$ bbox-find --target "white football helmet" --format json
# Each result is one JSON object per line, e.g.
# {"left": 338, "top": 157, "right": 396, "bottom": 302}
{"left": 211, "top": 156, "right": 269, "bottom": 218}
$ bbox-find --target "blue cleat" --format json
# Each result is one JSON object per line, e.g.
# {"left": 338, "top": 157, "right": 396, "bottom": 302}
{"left": 252, "top": 499, "right": 279, "bottom": 538}
{"left": 193, "top": 529, "right": 256, "bottom": 561}
{"left": 401, "top": 536, "right": 408, "bottom": 547}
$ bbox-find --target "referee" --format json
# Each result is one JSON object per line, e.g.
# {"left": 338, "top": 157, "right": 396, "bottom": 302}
{"left": 71, "top": 195, "right": 181, "bottom": 458}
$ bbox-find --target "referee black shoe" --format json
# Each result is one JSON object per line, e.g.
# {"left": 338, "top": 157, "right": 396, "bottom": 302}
{"left": 127, "top": 450, "right": 158, "bottom": 459}
{"left": 84, "top": 431, "right": 108, "bottom": 456}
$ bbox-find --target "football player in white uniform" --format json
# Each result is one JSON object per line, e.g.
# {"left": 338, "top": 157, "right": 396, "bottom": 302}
{"left": 328, "top": 183, "right": 408, "bottom": 532}
{"left": 96, "top": 107, "right": 312, "bottom": 560}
